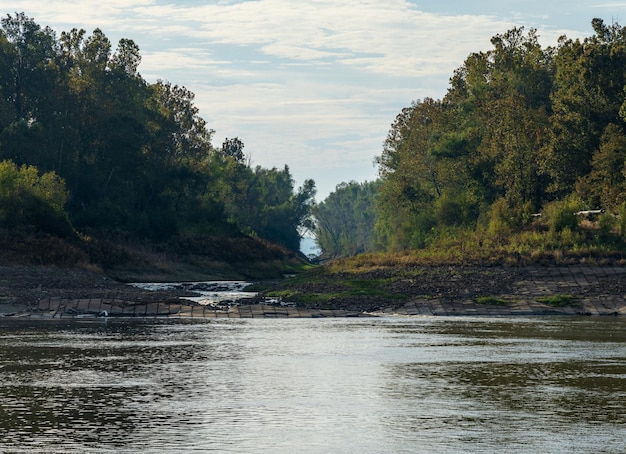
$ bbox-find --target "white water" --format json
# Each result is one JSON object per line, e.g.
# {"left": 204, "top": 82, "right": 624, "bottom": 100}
{"left": 129, "top": 281, "right": 257, "bottom": 306}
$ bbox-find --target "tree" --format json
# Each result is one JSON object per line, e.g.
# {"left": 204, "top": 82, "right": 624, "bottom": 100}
{"left": 0, "top": 12, "right": 58, "bottom": 121}
{"left": 576, "top": 123, "right": 626, "bottom": 210}
{"left": 223, "top": 164, "right": 316, "bottom": 251}
{"left": 544, "top": 19, "right": 626, "bottom": 196}
{"left": 374, "top": 26, "right": 555, "bottom": 251}
{"left": 221, "top": 137, "right": 246, "bottom": 164}
{"left": 457, "top": 27, "right": 553, "bottom": 210}
{"left": 0, "top": 15, "right": 317, "bottom": 249}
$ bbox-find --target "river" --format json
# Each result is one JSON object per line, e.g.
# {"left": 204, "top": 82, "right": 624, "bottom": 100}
{"left": 0, "top": 316, "right": 625, "bottom": 453}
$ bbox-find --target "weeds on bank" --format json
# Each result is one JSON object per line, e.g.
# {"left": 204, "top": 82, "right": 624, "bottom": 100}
{"left": 474, "top": 296, "right": 509, "bottom": 306}
{"left": 323, "top": 215, "right": 626, "bottom": 273}
{"left": 263, "top": 276, "right": 407, "bottom": 304}
{"left": 536, "top": 294, "right": 578, "bottom": 307}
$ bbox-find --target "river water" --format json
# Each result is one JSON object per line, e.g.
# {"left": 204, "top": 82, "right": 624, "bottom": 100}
{"left": 0, "top": 316, "right": 625, "bottom": 453}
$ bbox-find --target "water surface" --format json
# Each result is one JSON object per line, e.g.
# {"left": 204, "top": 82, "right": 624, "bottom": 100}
{"left": 0, "top": 317, "right": 625, "bottom": 453}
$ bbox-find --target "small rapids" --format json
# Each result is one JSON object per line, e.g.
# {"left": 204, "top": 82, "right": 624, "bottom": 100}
{"left": 129, "top": 281, "right": 257, "bottom": 307}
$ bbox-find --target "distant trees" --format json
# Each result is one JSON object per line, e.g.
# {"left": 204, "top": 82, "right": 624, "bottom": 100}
{"left": 0, "top": 13, "right": 315, "bottom": 251}
{"left": 313, "top": 181, "right": 379, "bottom": 259}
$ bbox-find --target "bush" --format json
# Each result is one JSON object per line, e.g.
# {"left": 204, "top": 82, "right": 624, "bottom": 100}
{"left": 598, "top": 213, "right": 617, "bottom": 241}
{"left": 475, "top": 296, "right": 509, "bottom": 305}
{"left": 543, "top": 196, "right": 584, "bottom": 233}
{"left": 488, "top": 198, "right": 534, "bottom": 235}
{"left": 434, "top": 191, "right": 478, "bottom": 227}
{"left": 0, "top": 160, "right": 73, "bottom": 236}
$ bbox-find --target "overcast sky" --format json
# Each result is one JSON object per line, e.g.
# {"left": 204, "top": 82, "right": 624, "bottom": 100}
{"left": 4, "top": 1, "right": 625, "bottom": 199}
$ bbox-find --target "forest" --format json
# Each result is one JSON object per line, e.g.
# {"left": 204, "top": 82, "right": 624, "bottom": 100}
{"left": 314, "top": 18, "right": 626, "bottom": 262}
{"left": 5, "top": 13, "right": 626, "bottom": 268}
{"left": 0, "top": 12, "right": 315, "bottom": 260}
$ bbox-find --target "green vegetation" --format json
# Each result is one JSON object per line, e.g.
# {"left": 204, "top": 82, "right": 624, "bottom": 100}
{"left": 0, "top": 13, "right": 315, "bottom": 273}
{"left": 313, "top": 181, "right": 380, "bottom": 260}
{"left": 475, "top": 296, "right": 509, "bottom": 306}
{"left": 0, "top": 160, "right": 72, "bottom": 236}
{"left": 536, "top": 295, "right": 578, "bottom": 307}
{"left": 259, "top": 271, "right": 407, "bottom": 306}
{"left": 4, "top": 12, "right": 626, "bottom": 278}
{"left": 313, "top": 19, "right": 626, "bottom": 265}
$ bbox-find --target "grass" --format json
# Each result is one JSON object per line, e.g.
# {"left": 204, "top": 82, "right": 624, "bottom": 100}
{"left": 261, "top": 275, "right": 408, "bottom": 305}
{"left": 536, "top": 294, "right": 578, "bottom": 307}
{"left": 322, "top": 219, "right": 626, "bottom": 273}
{"left": 474, "top": 296, "right": 509, "bottom": 306}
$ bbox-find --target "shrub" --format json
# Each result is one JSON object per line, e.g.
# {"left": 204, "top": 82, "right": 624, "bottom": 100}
{"left": 0, "top": 160, "right": 73, "bottom": 236}
{"left": 487, "top": 198, "right": 533, "bottom": 235}
{"left": 542, "top": 195, "right": 584, "bottom": 233}
{"left": 598, "top": 213, "right": 617, "bottom": 241}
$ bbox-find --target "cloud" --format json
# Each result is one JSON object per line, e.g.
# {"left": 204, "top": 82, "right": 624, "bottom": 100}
{"left": 11, "top": 1, "right": 514, "bottom": 76}
{"left": 592, "top": 2, "right": 626, "bottom": 6}
{"left": 131, "top": 1, "right": 513, "bottom": 78}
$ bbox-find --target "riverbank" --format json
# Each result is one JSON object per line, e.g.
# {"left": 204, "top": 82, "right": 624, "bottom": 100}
{"left": 1, "top": 264, "right": 625, "bottom": 318}
{"left": 255, "top": 264, "right": 626, "bottom": 316}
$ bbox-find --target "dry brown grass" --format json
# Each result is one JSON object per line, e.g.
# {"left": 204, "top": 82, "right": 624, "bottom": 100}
{"left": 324, "top": 218, "right": 626, "bottom": 273}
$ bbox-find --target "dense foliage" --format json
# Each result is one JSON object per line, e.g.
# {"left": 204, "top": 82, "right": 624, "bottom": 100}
{"left": 0, "top": 13, "right": 315, "bottom": 251}
{"left": 314, "top": 18, "right": 626, "bottom": 258}
{"left": 0, "top": 160, "right": 71, "bottom": 236}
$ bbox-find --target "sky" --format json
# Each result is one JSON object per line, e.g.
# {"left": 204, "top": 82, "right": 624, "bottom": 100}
{"left": 2, "top": 1, "right": 626, "bottom": 200}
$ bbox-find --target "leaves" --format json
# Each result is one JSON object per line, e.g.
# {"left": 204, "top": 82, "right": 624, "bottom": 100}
{"left": 0, "top": 160, "right": 71, "bottom": 235}
{"left": 370, "top": 19, "right": 626, "bottom": 254}
{"left": 0, "top": 14, "right": 315, "bottom": 251}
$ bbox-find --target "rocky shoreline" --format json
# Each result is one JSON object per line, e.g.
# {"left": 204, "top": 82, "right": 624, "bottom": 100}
{"left": 1, "top": 264, "right": 625, "bottom": 318}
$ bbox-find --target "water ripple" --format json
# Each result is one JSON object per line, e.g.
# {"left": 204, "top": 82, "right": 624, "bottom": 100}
{"left": 1, "top": 317, "right": 625, "bottom": 453}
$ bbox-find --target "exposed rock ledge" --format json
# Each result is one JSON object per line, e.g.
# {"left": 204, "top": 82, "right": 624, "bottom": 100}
{"left": 1, "top": 264, "right": 625, "bottom": 318}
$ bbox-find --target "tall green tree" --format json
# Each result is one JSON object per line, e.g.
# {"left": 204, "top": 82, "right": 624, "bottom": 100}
{"left": 544, "top": 19, "right": 626, "bottom": 196}
{"left": 576, "top": 123, "right": 626, "bottom": 210}
{"left": 375, "top": 99, "right": 442, "bottom": 250}
{"left": 454, "top": 27, "right": 553, "bottom": 210}
{"left": 221, "top": 161, "right": 315, "bottom": 251}
{"left": 0, "top": 12, "right": 57, "bottom": 121}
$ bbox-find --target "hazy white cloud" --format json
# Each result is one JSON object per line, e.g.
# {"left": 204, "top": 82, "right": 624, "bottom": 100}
{"left": 12, "top": 0, "right": 511, "bottom": 76}
{"left": 128, "top": 1, "right": 512, "bottom": 78}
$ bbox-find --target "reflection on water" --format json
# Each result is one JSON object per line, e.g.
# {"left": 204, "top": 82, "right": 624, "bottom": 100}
{"left": 0, "top": 317, "right": 625, "bottom": 453}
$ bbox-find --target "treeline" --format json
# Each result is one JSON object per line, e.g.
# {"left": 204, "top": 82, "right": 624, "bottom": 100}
{"left": 0, "top": 13, "right": 314, "bottom": 252}
{"left": 315, "top": 19, "right": 626, "bottom": 259}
